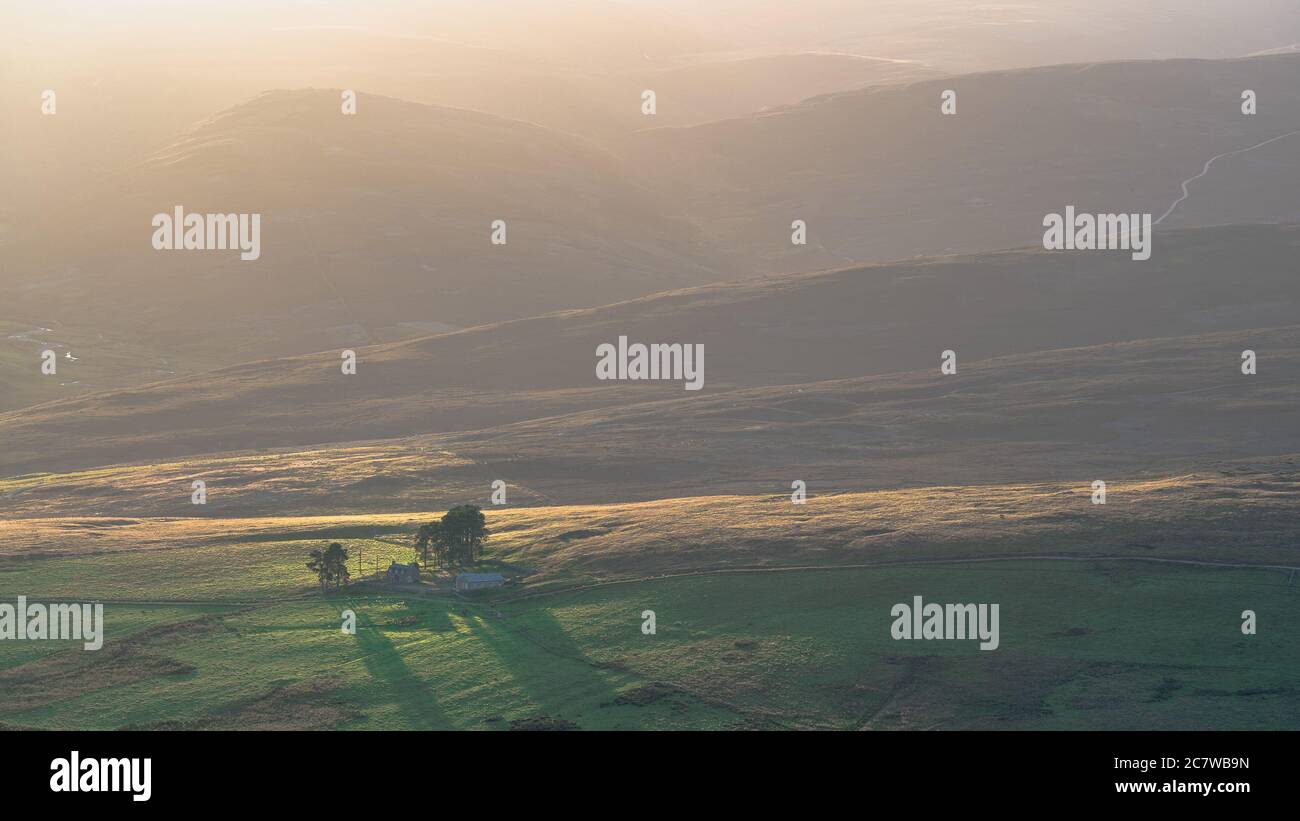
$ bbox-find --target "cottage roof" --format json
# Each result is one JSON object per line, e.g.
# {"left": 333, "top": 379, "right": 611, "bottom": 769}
{"left": 456, "top": 572, "right": 505, "bottom": 583}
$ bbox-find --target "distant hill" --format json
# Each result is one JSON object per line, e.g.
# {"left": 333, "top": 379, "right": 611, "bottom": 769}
{"left": 610, "top": 53, "right": 942, "bottom": 127}
{"left": 0, "top": 25, "right": 939, "bottom": 250}
{"left": 2, "top": 89, "right": 734, "bottom": 364}
{"left": 7, "top": 54, "right": 1299, "bottom": 401}
{"left": 620, "top": 54, "right": 1300, "bottom": 272}
{"left": 668, "top": 0, "right": 1300, "bottom": 74}
{"left": 3, "top": 222, "right": 1298, "bottom": 479}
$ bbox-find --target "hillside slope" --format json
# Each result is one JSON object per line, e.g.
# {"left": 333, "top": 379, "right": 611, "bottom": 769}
{"left": 2, "top": 222, "right": 1297, "bottom": 477}
{"left": 4, "top": 323, "right": 1298, "bottom": 517}
{"left": 2, "top": 90, "right": 732, "bottom": 364}
{"left": 621, "top": 54, "right": 1300, "bottom": 272}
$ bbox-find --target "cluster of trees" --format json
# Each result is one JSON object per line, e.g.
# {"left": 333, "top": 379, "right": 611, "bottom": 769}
{"left": 306, "top": 542, "right": 351, "bottom": 591}
{"left": 304, "top": 505, "right": 487, "bottom": 592}
{"left": 415, "top": 504, "right": 489, "bottom": 568}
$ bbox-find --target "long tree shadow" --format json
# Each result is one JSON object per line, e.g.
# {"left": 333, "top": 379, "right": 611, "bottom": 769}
{"left": 465, "top": 606, "right": 623, "bottom": 725}
{"left": 347, "top": 600, "right": 450, "bottom": 730}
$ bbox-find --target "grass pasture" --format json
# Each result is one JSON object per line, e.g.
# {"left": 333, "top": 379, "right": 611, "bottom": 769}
{"left": 0, "top": 560, "right": 1295, "bottom": 730}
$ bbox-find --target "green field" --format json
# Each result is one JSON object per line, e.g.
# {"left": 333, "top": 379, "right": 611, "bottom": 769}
{"left": 1, "top": 559, "right": 1295, "bottom": 730}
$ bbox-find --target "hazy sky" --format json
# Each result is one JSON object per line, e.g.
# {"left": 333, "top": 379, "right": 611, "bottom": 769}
{"left": 7, "top": 1, "right": 1299, "bottom": 65}
{"left": 4, "top": 0, "right": 1298, "bottom": 235}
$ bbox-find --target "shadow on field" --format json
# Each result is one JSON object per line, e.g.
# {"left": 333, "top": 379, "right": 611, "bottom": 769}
{"left": 396, "top": 600, "right": 455, "bottom": 633}
{"left": 347, "top": 601, "right": 448, "bottom": 729}
{"left": 467, "top": 609, "right": 621, "bottom": 726}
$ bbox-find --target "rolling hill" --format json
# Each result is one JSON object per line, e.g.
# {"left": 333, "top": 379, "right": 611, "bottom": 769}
{"left": 2, "top": 221, "right": 1297, "bottom": 478}
{"left": 6, "top": 53, "right": 1298, "bottom": 409}
{"left": 1, "top": 89, "right": 733, "bottom": 366}
{"left": 620, "top": 54, "right": 1300, "bottom": 272}
{"left": 4, "top": 325, "right": 1298, "bottom": 518}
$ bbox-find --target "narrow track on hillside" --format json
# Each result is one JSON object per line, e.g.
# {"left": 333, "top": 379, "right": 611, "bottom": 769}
{"left": 1154, "top": 127, "right": 1300, "bottom": 225}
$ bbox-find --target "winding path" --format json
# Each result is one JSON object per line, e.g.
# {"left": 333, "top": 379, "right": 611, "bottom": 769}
{"left": 1154, "top": 127, "right": 1300, "bottom": 225}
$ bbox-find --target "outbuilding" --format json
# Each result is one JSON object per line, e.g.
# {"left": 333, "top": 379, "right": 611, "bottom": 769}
{"left": 455, "top": 572, "right": 505, "bottom": 591}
